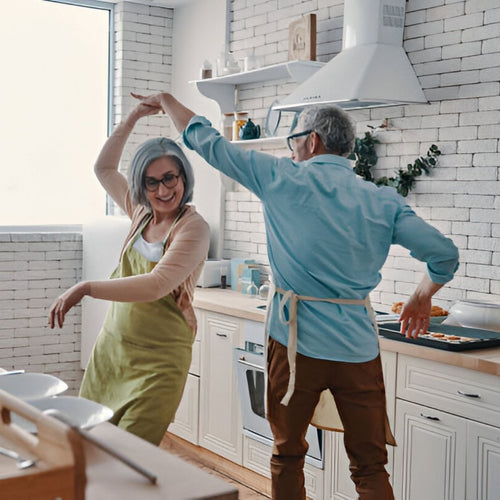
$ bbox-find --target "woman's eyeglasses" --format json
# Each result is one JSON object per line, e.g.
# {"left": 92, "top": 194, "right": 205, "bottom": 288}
{"left": 286, "top": 130, "right": 313, "bottom": 151}
{"left": 144, "top": 173, "right": 181, "bottom": 192}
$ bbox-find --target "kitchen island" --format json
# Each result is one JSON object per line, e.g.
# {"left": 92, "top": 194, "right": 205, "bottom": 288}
{"left": 183, "top": 287, "right": 500, "bottom": 500}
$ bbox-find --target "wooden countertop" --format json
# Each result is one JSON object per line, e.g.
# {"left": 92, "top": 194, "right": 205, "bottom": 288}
{"left": 194, "top": 288, "right": 500, "bottom": 377}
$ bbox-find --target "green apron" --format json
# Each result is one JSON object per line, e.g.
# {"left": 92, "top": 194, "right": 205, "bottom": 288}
{"left": 80, "top": 211, "right": 194, "bottom": 445}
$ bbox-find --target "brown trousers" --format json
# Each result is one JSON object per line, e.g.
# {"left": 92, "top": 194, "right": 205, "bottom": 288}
{"left": 266, "top": 337, "right": 395, "bottom": 500}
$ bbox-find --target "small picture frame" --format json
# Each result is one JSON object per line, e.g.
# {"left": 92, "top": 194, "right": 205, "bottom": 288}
{"left": 288, "top": 14, "right": 316, "bottom": 61}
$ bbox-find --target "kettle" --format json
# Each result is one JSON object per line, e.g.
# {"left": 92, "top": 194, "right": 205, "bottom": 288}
{"left": 239, "top": 118, "right": 261, "bottom": 140}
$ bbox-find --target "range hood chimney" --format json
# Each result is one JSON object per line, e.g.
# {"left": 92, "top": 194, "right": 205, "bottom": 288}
{"left": 275, "top": 0, "right": 427, "bottom": 112}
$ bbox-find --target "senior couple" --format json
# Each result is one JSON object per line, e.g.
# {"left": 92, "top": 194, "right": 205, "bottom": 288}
{"left": 50, "top": 90, "right": 458, "bottom": 500}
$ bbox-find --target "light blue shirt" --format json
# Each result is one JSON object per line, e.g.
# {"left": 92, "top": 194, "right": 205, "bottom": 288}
{"left": 184, "top": 116, "right": 459, "bottom": 362}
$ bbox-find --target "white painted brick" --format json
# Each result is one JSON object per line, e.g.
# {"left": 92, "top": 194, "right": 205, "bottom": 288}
{"left": 425, "top": 87, "right": 460, "bottom": 102}
{"left": 460, "top": 249, "right": 492, "bottom": 264}
{"left": 444, "top": 12, "right": 484, "bottom": 32}
{"left": 454, "top": 194, "right": 495, "bottom": 208}
{"left": 415, "top": 58, "right": 461, "bottom": 76}
{"left": 458, "top": 141, "right": 497, "bottom": 154}
{"left": 441, "top": 70, "right": 479, "bottom": 87}
{"left": 409, "top": 47, "right": 442, "bottom": 64}
{"left": 469, "top": 236, "right": 500, "bottom": 252}
{"left": 463, "top": 23, "right": 500, "bottom": 43}
{"left": 442, "top": 41, "right": 482, "bottom": 59}
{"left": 470, "top": 208, "right": 500, "bottom": 223}
{"left": 425, "top": 31, "right": 462, "bottom": 49}
{"left": 473, "top": 152, "right": 500, "bottom": 167}
{"left": 406, "top": 20, "right": 443, "bottom": 39}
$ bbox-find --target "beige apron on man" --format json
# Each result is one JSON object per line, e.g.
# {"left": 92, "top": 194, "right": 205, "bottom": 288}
{"left": 80, "top": 210, "right": 194, "bottom": 445}
{"left": 265, "top": 284, "right": 396, "bottom": 446}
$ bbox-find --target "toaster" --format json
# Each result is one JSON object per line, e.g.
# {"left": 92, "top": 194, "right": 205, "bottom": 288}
{"left": 197, "top": 260, "right": 230, "bottom": 288}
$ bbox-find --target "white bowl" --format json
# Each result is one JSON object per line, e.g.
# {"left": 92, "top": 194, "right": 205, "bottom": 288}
{"left": 0, "top": 373, "right": 68, "bottom": 400}
{"left": 13, "top": 396, "right": 114, "bottom": 433}
{"left": 446, "top": 300, "right": 500, "bottom": 332}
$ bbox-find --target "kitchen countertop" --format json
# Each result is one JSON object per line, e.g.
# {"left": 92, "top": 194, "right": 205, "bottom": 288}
{"left": 194, "top": 288, "right": 500, "bottom": 377}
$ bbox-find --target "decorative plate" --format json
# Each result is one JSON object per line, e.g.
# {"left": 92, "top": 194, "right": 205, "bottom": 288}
{"left": 265, "top": 100, "right": 281, "bottom": 137}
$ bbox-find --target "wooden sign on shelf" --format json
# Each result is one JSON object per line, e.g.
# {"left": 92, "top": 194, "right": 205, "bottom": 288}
{"left": 288, "top": 14, "right": 316, "bottom": 61}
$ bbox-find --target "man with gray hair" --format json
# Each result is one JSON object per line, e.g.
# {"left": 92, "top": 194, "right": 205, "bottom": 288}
{"left": 133, "top": 92, "right": 459, "bottom": 500}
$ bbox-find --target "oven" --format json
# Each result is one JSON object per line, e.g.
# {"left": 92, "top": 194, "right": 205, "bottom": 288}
{"left": 233, "top": 319, "right": 324, "bottom": 468}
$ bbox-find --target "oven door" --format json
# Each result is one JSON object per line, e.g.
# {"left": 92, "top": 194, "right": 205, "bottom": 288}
{"left": 234, "top": 348, "right": 323, "bottom": 467}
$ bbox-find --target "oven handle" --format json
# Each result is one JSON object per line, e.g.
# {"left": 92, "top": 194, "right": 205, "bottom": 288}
{"left": 237, "top": 358, "right": 264, "bottom": 371}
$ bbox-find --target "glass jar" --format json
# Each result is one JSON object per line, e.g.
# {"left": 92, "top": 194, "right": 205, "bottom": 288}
{"left": 221, "top": 113, "right": 233, "bottom": 140}
{"left": 232, "top": 111, "right": 248, "bottom": 141}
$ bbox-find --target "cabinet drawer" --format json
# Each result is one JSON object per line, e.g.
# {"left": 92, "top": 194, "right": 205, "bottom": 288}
{"left": 397, "top": 354, "right": 500, "bottom": 427}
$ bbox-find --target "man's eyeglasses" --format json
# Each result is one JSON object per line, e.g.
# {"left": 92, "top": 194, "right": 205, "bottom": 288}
{"left": 286, "top": 130, "right": 313, "bottom": 152}
{"left": 144, "top": 173, "right": 181, "bottom": 192}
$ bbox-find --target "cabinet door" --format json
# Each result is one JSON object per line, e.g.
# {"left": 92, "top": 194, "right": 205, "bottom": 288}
{"left": 199, "top": 311, "right": 243, "bottom": 463}
{"left": 394, "top": 399, "right": 466, "bottom": 500}
{"left": 168, "top": 373, "right": 199, "bottom": 444}
{"left": 467, "top": 420, "right": 500, "bottom": 500}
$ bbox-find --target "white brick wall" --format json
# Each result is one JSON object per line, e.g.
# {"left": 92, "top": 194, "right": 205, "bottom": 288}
{"left": 0, "top": 233, "right": 83, "bottom": 393}
{"left": 222, "top": 0, "right": 500, "bottom": 311}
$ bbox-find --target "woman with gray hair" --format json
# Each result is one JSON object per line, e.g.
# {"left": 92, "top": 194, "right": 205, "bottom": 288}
{"left": 48, "top": 93, "right": 210, "bottom": 445}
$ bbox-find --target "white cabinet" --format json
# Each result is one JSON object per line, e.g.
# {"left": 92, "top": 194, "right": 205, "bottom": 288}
{"left": 326, "top": 350, "right": 397, "bottom": 500}
{"left": 394, "top": 399, "right": 467, "bottom": 500}
{"left": 467, "top": 420, "right": 500, "bottom": 500}
{"left": 199, "top": 310, "right": 244, "bottom": 464}
{"left": 168, "top": 314, "right": 202, "bottom": 444}
{"left": 242, "top": 436, "right": 324, "bottom": 500}
{"left": 394, "top": 354, "right": 500, "bottom": 500}
{"left": 168, "top": 373, "right": 200, "bottom": 444}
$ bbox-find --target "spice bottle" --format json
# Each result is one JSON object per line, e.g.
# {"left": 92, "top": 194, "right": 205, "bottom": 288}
{"left": 221, "top": 113, "right": 233, "bottom": 140}
{"left": 200, "top": 60, "right": 213, "bottom": 79}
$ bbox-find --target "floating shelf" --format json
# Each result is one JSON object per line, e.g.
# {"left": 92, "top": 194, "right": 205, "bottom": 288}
{"left": 190, "top": 60, "right": 324, "bottom": 113}
{"left": 230, "top": 136, "right": 287, "bottom": 149}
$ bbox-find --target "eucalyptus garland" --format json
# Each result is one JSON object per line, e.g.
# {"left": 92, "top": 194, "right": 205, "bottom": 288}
{"left": 348, "top": 129, "right": 441, "bottom": 197}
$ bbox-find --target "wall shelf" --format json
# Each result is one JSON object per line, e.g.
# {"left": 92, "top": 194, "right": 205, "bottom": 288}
{"left": 230, "top": 136, "right": 287, "bottom": 149}
{"left": 190, "top": 60, "right": 324, "bottom": 113}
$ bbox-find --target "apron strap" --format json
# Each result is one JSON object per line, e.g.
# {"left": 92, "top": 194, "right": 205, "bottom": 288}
{"left": 272, "top": 286, "right": 370, "bottom": 406}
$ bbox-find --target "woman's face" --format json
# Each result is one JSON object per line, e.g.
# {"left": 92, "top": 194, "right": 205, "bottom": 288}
{"left": 144, "top": 156, "right": 185, "bottom": 217}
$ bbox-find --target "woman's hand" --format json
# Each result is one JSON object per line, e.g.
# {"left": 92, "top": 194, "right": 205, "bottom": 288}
{"left": 48, "top": 282, "right": 90, "bottom": 329}
{"left": 131, "top": 92, "right": 168, "bottom": 114}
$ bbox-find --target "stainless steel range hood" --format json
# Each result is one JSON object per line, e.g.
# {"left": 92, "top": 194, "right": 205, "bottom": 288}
{"left": 274, "top": 0, "right": 428, "bottom": 112}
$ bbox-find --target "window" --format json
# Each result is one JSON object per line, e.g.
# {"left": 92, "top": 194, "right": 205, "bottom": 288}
{"left": 0, "top": 0, "right": 112, "bottom": 226}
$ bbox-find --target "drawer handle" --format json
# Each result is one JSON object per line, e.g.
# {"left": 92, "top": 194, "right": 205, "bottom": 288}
{"left": 457, "top": 390, "right": 480, "bottom": 398}
{"left": 420, "top": 413, "right": 440, "bottom": 421}
{"left": 216, "top": 332, "right": 228, "bottom": 338}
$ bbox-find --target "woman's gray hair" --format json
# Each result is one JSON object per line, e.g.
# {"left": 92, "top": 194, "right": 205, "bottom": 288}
{"left": 298, "top": 105, "right": 355, "bottom": 156}
{"left": 128, "top": 137, "right": 194, "bottom": 210}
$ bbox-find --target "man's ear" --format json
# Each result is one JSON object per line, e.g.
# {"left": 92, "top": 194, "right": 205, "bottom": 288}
{"left": 309, "top": 131, "right": 326, "bottom": 155}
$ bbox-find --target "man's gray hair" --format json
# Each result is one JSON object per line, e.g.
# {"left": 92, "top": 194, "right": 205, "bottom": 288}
{"left": 128, "top": 137, "right": 194, "bottom": 211}
{"left": 298, "top": 105, "right": 355, "bottom": 156}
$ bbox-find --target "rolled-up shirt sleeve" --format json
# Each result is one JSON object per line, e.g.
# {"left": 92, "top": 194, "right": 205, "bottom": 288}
{"left": 393, "top": 204, "right": 459, "bottom": 284}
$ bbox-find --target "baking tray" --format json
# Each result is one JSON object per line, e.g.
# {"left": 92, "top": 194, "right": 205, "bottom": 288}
{"left": 378, "top": 322, "right": 500, "bottom": 351}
